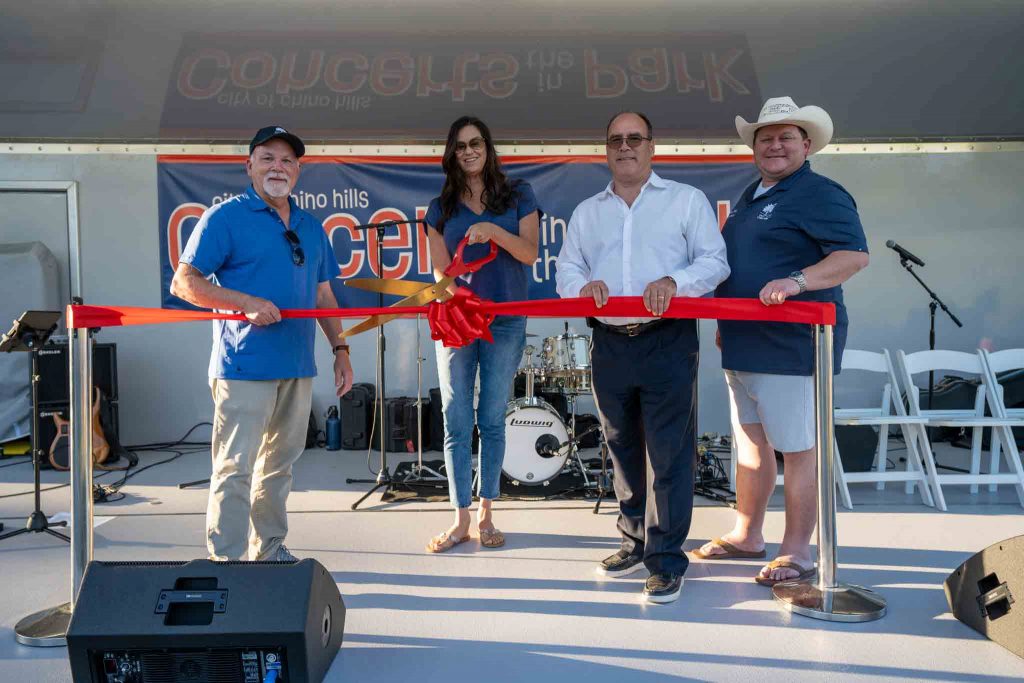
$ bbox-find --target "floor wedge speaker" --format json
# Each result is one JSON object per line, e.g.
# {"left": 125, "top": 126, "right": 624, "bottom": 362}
{"left": 944, "top": 535, "right": 1024, "bottom": 659}
{"left": 67, "top": 559, "right": 345, "bottom": 682}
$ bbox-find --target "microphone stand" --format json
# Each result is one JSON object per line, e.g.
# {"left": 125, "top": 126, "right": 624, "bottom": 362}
{"left": 897, "top": 257, "right": 963, "bottom": 409}
{"left": 346, "top": 218, "right": 425, "bottom": 509}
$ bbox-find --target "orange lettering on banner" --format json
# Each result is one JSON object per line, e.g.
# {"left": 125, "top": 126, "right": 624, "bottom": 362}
{"left": 324, "top": 52, "right": 368, "bottom": 93}
{"left": 167, "top": 204, "right": 208, "bottom": 272}
{"left": 584, "top": 49, "right": 627, "bottom": 98}
{"left": 277, "top": 50, "right": 324, "bottom": 94}
{"left": 365, "top": 209, "right": 414, "bottom": 279}
{"left": 628, "top": 48, "right": 669, "bottom": 93}
{"left": 717, "top": 200, "right": 731, "bottom": 230}
{"left": 323, "top": 213, "right": 364, "bottom": 279}
{"left": 370, "top": 52, "right": 414, "bottom": 96}
{"left": 178, "top": 49, "right": 229, "bottom": 99}
{"left": 415, "top": 206, "right": 431, "bottom": 275}
{"left": 231, "top": 51, "right": 276, "bottom": 89}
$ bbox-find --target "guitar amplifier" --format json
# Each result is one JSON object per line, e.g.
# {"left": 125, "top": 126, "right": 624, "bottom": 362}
{"left": 35, "top": 341, "right": 118, "bottom": 406}
{"left": 426, "top": 388, "right": 478, "bottom": 454}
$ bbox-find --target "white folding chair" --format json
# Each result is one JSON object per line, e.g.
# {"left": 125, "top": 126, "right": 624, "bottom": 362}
{"left": 895, "top": 349, "right": 1024, "bottom": 509}
{"left": 832, "top": 349, "right": 935, "bottom": 508}
{"left": 978, "top": 348, "right": 1024, "bottom": 494}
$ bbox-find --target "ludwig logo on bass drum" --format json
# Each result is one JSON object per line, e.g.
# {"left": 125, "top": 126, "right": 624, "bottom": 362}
{"left": 510, "top": 418, "right": 554, "bottom": 428}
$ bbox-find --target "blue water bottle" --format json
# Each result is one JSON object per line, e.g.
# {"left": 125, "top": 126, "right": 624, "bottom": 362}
{"left": 325, "top": 406, "right": 341, "bottom": 451}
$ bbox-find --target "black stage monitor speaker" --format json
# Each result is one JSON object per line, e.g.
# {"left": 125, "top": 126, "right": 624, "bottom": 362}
{"left": 37, "top": 341, "right": 118, "bottom": 405}
{"left": 67, "top": 559, "right": 345, "bottom": 683}
{"left": 944, "top": 535, "right": 1024, "bottom": 660}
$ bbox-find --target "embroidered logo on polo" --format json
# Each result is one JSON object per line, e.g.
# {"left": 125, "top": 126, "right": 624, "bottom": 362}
{"left": 757, "top": 203, "right": 776, "bottom": 220}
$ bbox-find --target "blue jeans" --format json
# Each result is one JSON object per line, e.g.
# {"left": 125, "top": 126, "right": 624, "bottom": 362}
{"left": 435, "top": 316, "right": 526, "bottom": 508}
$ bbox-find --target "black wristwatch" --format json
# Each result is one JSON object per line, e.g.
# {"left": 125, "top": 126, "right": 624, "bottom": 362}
{"left": 333, "top": 343, "right": 350, "bottom": 355}
{"left": 787, "top": 270, "right": 807, "bottom": 294}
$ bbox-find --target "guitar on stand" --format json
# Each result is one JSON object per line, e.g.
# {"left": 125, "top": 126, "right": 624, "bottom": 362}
{"left": 47, "top": 387, "right": 117, "bottom": 471}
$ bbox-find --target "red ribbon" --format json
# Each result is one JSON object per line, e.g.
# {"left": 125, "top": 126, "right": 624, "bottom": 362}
{"left": 68, "top": 297, "right": 835, "bottom": 332}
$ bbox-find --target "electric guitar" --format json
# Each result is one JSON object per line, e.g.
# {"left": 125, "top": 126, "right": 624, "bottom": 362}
{"left": 48, "top": 387, "right": 114, "bottom": 470}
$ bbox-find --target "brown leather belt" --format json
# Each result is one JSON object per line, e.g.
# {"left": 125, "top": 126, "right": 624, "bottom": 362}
{"left": 587, "top": 317, "right": 672, "bottom": 337}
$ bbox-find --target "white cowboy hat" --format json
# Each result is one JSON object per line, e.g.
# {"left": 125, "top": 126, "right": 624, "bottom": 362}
{"left": 735, "top": 96, "right": 834, "bottom": 155}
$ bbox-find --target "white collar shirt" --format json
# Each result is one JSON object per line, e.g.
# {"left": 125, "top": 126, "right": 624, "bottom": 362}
{"left": 555, "top": 171, "right": 730, "bottom": 325}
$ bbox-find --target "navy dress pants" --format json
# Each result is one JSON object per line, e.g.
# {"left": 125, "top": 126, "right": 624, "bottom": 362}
{"left": 590, "top": 319, "right": 698, "bottom": 576}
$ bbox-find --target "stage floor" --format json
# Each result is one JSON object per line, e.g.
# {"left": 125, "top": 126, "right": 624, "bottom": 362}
{"left": 1, "top": 444, "right": 1023, "bottom": 682}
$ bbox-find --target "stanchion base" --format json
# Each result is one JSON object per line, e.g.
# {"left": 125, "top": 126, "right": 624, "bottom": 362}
{"left": 772, "top": 581, "right": 886, "bottom": 623}
{"left": 14, "top": 602, "right": 71, "bottom": 647}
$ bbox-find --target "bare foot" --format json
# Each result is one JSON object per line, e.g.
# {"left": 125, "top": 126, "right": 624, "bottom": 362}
{"left": 758, "top": 553, "right": 814, "bottom": 582}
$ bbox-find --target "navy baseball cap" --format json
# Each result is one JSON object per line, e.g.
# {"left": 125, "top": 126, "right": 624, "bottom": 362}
{"left": 249, "top": 126, "right": 305, "bottom": 158}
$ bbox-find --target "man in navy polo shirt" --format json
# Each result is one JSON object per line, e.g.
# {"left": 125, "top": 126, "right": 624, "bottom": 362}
{"left": 694, "top": 98, "right": 869, "bottom": 585}
{"left": 171, "top": 126, "right": 353, "bottom": 561}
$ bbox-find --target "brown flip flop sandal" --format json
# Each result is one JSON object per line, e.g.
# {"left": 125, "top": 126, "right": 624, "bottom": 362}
{"left": 426, "top": 531, "right": 471, "bottom": 553}
{"left": 754, "top": 559, "right": 816, "bottom": 586}
{"left": 479, "top": 527, "right": 505, "bottom": 548}
{"left": 692, "top": 537, "right": 767, "bottom": 560}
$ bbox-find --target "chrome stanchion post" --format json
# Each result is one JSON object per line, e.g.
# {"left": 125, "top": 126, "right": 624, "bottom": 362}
{"left": 772, "top": 323, "right": 886, "bottom": 622}
{"left": 70, "top": 325, "right": 94, "bottom": 604}
{"left": 14, "top": 323, "right": 94, "bottom": 646}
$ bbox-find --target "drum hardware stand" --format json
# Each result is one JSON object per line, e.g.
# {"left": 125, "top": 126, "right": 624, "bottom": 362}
{"left": 592, "top": 441, "right": 611, "bottom": 514}
{"left": 403, "top": 314, "right": 444, "bottom": 483}
{"left": 0, "top": 311, "right": 70, "bottom": 545}
{"left": 346, "top": 219, "right": 423, "bottom": 509}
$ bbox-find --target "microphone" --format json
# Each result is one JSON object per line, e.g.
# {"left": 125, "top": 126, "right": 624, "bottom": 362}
{"left": 354, "top": 218, "right": 426, "bottom": 231}
{"left": 885, "top": 240, "right": 925, "bottom": 267}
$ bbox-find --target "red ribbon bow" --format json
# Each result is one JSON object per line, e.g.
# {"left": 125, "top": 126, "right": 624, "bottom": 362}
{"left": 426, "top": 237, "right": 499, "bottom": 348}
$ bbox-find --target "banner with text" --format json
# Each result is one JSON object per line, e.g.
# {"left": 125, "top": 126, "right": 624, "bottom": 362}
{"left": 158, "top": 156, "right": 758, "bottom": 309}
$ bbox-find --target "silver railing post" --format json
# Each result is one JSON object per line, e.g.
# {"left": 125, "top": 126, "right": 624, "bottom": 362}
{"left": 772, "top": 323, "right": 887, "bottom": 622}
{"left": 70, "top": 325, "right": 94, "bottom": 605}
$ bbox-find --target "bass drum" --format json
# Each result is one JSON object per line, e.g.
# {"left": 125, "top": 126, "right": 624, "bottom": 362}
{"left": 502, "top": 398, "right": 569, "bottom": 485}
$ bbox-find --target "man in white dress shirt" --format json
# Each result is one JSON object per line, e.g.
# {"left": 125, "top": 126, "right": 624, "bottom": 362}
{"left": 555, "top": 111, "right": 730, "bottom": 604}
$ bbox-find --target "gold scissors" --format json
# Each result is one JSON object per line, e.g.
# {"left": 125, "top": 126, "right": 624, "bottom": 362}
{"left": 340, "top": 238, "right": 497, "bottom": 338}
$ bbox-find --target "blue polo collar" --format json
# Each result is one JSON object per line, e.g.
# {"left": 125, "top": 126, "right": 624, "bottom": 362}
{"left": 243, "top": 185, "right": 299, "bottom": 214}
{"left": 749, "top": 161, "right": 812, "bottom": 202}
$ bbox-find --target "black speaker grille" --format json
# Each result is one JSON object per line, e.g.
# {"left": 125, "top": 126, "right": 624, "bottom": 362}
{"left": 141, "top": 651, "right": 242, "bottom": 683}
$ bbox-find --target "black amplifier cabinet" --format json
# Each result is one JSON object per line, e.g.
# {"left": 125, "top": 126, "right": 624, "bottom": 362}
{"left": 36, "top": 341, "right": 118, "bottom": 405}
{"left": 67, "top": 559, "right": 345, "bottom": 683}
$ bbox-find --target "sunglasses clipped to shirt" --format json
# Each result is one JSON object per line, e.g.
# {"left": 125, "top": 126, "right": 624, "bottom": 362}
{"left": 606, "top": 134, "right": 652, "bottom": 149}
{"left": 284, "top": 229, "right": 305, "bottom": 266}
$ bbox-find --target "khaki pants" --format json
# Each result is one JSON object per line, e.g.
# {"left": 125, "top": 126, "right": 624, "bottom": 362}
{"left": 206, "top": 377, "right": 312, "bottom": 561}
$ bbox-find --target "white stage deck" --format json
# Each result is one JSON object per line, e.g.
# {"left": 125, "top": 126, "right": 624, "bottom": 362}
{"left": 1, "top": 444, "right": 1023, "bottom": 682}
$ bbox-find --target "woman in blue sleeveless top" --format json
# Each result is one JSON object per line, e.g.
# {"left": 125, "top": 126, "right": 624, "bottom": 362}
{"left": 424, "top": 116, "right": 541, "bottom": 552}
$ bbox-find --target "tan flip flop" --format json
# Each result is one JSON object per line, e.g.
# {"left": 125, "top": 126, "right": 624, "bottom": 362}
{"left": 754, "top": 559, "right": 816, "bottom": 586}
{"left": 692, "top": 537, "right": 767, "bottom": 560}
{"left": 479, "top": 527, "right": 506, "bottom": 548}
{"left": 426, "top": 531, "right": 471, "bottom": 553}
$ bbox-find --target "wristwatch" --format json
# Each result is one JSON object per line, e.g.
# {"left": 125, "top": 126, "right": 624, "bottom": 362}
{"left": 333, "top": 343, "right": 350, "bottom": 355}
{"left": 787, "top": 270, "right": 807, "bottom": 294}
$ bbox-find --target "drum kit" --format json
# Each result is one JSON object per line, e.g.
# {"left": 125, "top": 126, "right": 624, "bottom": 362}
{"left": 502, "top": 326, "right": 611, "bottom": 506}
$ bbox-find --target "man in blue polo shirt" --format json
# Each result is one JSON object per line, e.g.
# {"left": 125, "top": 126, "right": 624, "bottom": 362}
{"left": 171, "top": 126, "right": 353, "bottom": 561}
{"left": 694, "top": 98, "right": 869, "bottom": 585}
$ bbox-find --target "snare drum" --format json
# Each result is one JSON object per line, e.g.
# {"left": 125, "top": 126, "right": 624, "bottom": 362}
{"left": 541, "top": 334, "right": 591, "bottom": 377}
{"left": 502, "top": 398, "right": 569, "bottom": 485}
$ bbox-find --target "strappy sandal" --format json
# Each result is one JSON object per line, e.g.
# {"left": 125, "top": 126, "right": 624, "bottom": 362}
{"left": 426, "top": 531, "right": 471, "bottom": 553}
{"left": 479, "top": 527, "right": 506, "bottom": 548}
